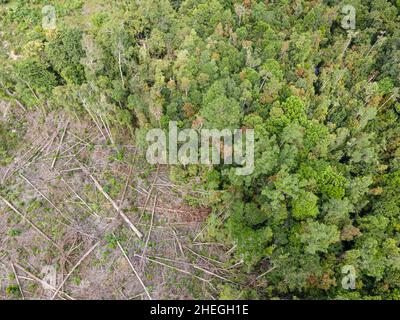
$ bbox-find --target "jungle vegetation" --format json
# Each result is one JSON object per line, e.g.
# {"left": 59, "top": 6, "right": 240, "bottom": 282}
{"left": 1, "top": 0, "right": 400, "bottom": 299}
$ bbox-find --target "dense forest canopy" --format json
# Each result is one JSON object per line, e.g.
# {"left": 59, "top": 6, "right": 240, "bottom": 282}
{"left": 1, "top": 0, "right": 400, "bottom": 299}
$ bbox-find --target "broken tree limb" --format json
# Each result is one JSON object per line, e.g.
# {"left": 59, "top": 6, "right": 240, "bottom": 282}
{"left": 14, "top": 263, "right": 74, "bottom": 300}
{"left": 140, "top": 195, "right": 157, "bottom": 269}
{"left": 11, "top": 263, "right": 25, "bottom": 300}
{"left": 51, "top": 120, "right": 69, "bottom": 169}
{"left": 0, "top": 195, "right": 64, "bottom": 254}
{"left": 18, "top": 173, "right": 73, "bottom": 224}
{"left": 134, "top": 254, "right": 212, "bottom": 286}
{"left": 116, "top": 240, "right": 152, "bottom": 300}
{"left": 51, "top": 241, "right": 99, "bottom": 300}
{"left": 80, "top": 165, "right": 143, "bottom": 239}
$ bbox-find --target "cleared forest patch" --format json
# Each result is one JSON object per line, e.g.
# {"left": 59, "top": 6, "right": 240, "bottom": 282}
{"left": 0, "top": 108, "right": 235, "bottom": 300}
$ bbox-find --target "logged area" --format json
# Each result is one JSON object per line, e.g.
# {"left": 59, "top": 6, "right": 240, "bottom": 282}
{"left": 0, "top": 0, "right": 400, "bottom": 300}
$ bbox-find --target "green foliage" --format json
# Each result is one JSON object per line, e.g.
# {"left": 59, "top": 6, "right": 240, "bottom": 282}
{"left": 227, "top": 202, "right": 273, "bottom": 268}
{"left": 45, "top": 28, "right": 85, "bottom": 84}
{"left": 201, "top": 95, "right": 242, "bottom": 130}
{"left": 291, "top": 192, "right": 319, "bottom": 220}
{"left": 14, "top": 59, "right": 58, "bottom": 101}
{"left": 300, "top": 221, "right": 340, "bottom": 254}
{"left": 2, "top": 0, "right": 400, "bottom": 300}
{"left": 317, "top": 166, "right": 348, "bottom": 199}
{"left": 6, "top": 284, "right": 21, "bottom": 298}
{"left": 0, "top": 121, "right": 20, "bottom": 166}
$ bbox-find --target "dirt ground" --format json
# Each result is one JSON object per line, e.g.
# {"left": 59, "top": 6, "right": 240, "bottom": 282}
{"left": 0, "top": 106, "right": 236, "bottom": 300}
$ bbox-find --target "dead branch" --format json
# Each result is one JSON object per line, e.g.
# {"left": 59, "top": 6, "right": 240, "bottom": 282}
{"left": 139, "top": 165, "right": 159, "bottom": 222}
{"left": 51, "top": 120, "right": 69, "bottom": 169}
{"left": 134, "top": 254, "right": 212, "bottom": 286}
{"left": 140, "top": 195, "right": 157, "bottom": 269}
{"left": 116, "top": 240, "right": 152, "bottom": 300}
{"left": 80, "top": 165, "right": 143, "bottom": 239}
{"left": 11, "top": 263, "right": 24, "bottom": 299}
{"left": 51, "top": 242, "right": 99, "bottom": 300}
{"left": 14, "top": 263, "right": 74, "bottom": 300}
{"left": 0, "top": 195, "right": 64, "bottom": 254}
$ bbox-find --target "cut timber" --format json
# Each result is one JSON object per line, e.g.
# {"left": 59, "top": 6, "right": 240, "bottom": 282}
{"left": 0, "top": 195, "right": 63, "bottom": 252}
{"left": 116, "top": 240, "right": 152, "bottom": 300}
{"left": 80, "top": 165, "right": 143, "bottom": 239}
